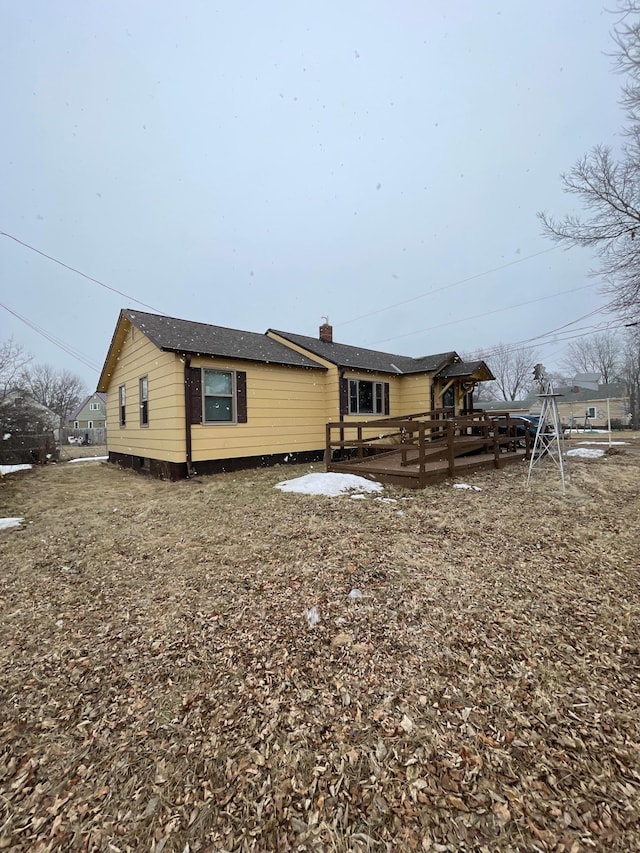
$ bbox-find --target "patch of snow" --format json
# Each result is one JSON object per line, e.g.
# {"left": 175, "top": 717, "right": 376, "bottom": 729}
{"left": 567, "top": 448, "right": 606, "bottom": 459}
{"left": 376, "top": 497, "right": 397, "bottom": 504}
{"left": 453, "top": 483, "right": 482, "bottom": 491}
{"left": 578, "top": 440, "right": 627, "bottom": 446}
{"left": 348, "top": 589, "right": 363, "bottom": 600}
{"left": 304, "top": 606, "right": 320, "bottom": 628}
{"left": 276, "top": 472, "right": 383, "bottom": 496}
{"left": 0, "top": 464, "right": 32, "bottom": 476}
{"left": 350, "top": 493, "right": 367, "bottom": 500}
{"left": 0, "top": 517, "right": 24, "bottom": 530}
{"left": 3, "top": 433, "right": 11, "bottom": 440}
{"left": 69, "top": 456, "right": 108, "bottom": 464}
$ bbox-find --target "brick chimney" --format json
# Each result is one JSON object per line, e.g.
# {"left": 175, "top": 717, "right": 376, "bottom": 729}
{"left": 319, "top": 319, "right": 333, "bottom": 343}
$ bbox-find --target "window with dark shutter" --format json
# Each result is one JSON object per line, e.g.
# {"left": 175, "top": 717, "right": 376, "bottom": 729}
{"left": 186, "top": 367, "right": 202, "bottom": 425}
{"left": 339, "top": 376, "right": 349, "bottom": 416}
{"left": 236, "top": 371, "right": 247, "bottom": 423}
{"left": 189, "top": 367, "right": 248, "bottom": 424}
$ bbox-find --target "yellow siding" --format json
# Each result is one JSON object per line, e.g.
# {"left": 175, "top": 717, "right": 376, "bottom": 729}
{"left": 531, "top": 397, "right": 629, "bottom": 427}
{"left": 105, "top": 324, "right": 186, "bottom": 463}
{"left": 189, "top": 356, "right": 328, "bottom": 461}
{"left": 397, "top": 375, "right": 432, "bottom": 416}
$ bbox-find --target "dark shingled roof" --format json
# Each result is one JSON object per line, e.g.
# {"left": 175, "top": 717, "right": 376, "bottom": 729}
{"left": 268, "top": 329, "right": 457, "bottom": 375}
{"left": 436, "top": 360, "right": 495, "bottom": 381}
{"left": 535, "top": 383, "right": 626, "bottom": 403}
{"left": 123, "top": 310, "right": 324, "bottom": 370}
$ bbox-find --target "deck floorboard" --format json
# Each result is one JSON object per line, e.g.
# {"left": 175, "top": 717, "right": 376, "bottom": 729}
{"left": 327, "top": 446, "right": 527, "bottom": 488}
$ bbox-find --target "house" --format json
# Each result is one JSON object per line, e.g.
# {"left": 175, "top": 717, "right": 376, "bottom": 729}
{"left": 0, "top": 391, "right": 60, "bottom": 433}
{"left": 69, "top": 392, "right": 107, "bottom": 430}
{"left": 527, "top": 379, "right": 629, "bottom": 430}
{"left": 97, "top": 309, "right": 494, "bottom": 480}
{"left": 0, "top": 391, "right": 59, "bottom": 465}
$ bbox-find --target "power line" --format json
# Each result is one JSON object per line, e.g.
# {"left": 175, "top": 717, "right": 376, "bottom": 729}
{"left": 337, "top": 245, "right": 561, "bottom": 328}
{"left": 1, "top": 231, "right": 167, "bottom": 315}
{"left": 0, "top": 300, "right": 100, "bottom": 372}
{"left": 367, "top": 282, "right": 599, "bottom": 347}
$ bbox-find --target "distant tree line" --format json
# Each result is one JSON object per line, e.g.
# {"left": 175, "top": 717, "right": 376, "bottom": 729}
{"left": 472, "top": 328, "right": 640, "bottom": 428}
{"left": 0, "top": 336, "right": 87, "bottom": 435}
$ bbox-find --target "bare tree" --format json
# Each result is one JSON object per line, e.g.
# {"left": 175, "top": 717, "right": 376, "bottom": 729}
{"left": 538, "top": 3, "right": 640, "bottom": 323}
{"left": 20, "top": 364, "right": 86, "bottom": 424}
{"left": 560, "top": 330, "right": 623, "bottom": 383}
{"left": 474, "top": 343, "right": 539, "bottom": 401}
{"left": 0, "top": 337, "right": 32, "bottom": 400}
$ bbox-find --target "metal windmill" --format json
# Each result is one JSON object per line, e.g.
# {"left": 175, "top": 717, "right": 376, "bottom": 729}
{"left": 526, "top": 364, "right": 571, "bottom": 491}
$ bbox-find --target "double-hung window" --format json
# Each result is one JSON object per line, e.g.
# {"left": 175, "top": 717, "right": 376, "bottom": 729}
{"left": 203, "top": 370, "right": 234, "bottom": 422}
{"left": 119, "top": 385, "right": 126, "bottom": 427}
{"left": 139, "top": 376, "right": 149, "bottom": 426}
{"left": 89, "top": 402, "right": 100, "bottom": 411}
{"left": 348, "top": 379, "right": 386, "bottom": 415}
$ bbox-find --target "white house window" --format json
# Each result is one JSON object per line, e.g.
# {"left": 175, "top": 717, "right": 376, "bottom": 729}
{"left": 88, "top": 420, "right": 93, "bottom": 429}
{"left": 119, "top": 385, "right": 126, "bottom": 427}
{"left": 203, "top": 370, "right": 234, "bottom": 422}
{"left": 89, "top": 402, "right": 101, "bottom": 411}
{"left": 348, "top": 379, "right": 385, "bottom": 415}
{"left": 74, "top": 421, "right": 79, "bottom": 429}
{"left": 139, "top": 376, "right": 149, "bottom": 426}
{"left": 586, "top": 406, "right": 597, "bottom": 419}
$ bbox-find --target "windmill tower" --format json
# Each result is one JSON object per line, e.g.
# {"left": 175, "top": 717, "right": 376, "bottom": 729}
{"left": 527, "top": 364, "right": 571, "bottom": 491}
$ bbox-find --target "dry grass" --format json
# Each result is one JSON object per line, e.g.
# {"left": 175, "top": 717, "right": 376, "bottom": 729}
{"left": 1, "top": 440, "right": 639, "bottom": 852}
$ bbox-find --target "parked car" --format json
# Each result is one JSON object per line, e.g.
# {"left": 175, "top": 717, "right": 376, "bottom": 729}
{"left": 490, "top": 414, "right": 539, "bottom": 442}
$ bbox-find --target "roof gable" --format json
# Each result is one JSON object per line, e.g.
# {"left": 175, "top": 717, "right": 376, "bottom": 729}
{"left": 71, "top": 392, "right": 107, "bottom": 420}
{"left": 436, "top": 360, "right": 495, "bottom": 382}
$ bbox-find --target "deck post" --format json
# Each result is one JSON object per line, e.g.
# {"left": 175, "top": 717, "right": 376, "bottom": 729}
{"left": 418, "top": 422, "right": 426, "bottom": 487}
{"left": 493, "top": 423, "right": 501, "bottom": 468}
{"left": 325, "top": 422, "right": 332, "bottom": 465}
{"left": 447, "top": 419, "right": 455, "bottom": 477}
{"left": 357, "top": 426, "right": 363, "bottom": 459}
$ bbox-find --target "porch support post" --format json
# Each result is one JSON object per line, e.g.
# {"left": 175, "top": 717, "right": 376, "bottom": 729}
{"left": 447, "top": 420, "right": 455, "bottom": 478}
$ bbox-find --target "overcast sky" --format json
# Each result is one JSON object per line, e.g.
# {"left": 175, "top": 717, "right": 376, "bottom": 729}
{"left": 0, "top": 1, "right": 628, "bottom": 390}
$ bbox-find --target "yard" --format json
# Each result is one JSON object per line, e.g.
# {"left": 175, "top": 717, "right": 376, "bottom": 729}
{"left": 1, "top": 440, "right": 639, "bottom": 852}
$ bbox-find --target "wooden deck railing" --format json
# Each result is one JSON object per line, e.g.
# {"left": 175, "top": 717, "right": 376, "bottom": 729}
{"left": 326, "top": 410, "right": 532, "bottom": 487}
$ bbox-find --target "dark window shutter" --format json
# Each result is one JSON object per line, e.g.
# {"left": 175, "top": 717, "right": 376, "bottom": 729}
{"left": 236, "top": 371, "right": 247, "bottom": 423}
{"left": 186, "top": 367, "right": 202, "bottom": 424}
{"left": 384, "top": 382, "right": 390, "bottom": 415}
{"left": 339, "top": 376, "right": 349, "bottom": 416}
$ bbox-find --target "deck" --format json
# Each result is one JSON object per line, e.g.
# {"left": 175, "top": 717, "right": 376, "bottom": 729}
{"left": 325, "top": 410, "right": 531, "bottom": 488}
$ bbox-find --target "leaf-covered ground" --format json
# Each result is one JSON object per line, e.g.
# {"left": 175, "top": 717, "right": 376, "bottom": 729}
{"left": 1, "top": 441, "right": 639, "bottom": 852}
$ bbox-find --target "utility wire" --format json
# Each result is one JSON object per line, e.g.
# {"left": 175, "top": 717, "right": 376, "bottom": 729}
{"left": 482, "top": 302, "right": 622, "bottom": 359}
{"left": 367, "top": 282, "right": 599, "bottom": 347}
{"left": 337, "top": 246, "right": 561, "bottom": 328}
{"left": 0, "top": 300, "right": 100, "bottom": 372}
{"left": 1, "top": 231, "right": 167, "bottom": 315}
